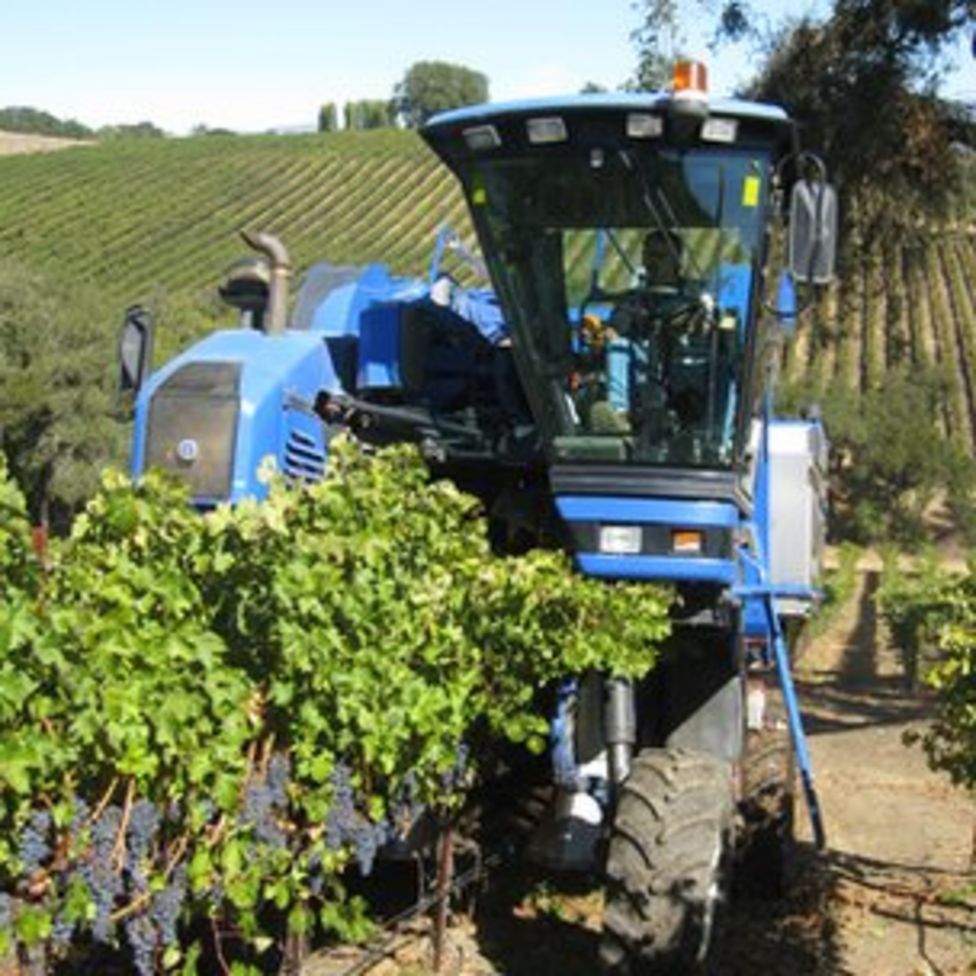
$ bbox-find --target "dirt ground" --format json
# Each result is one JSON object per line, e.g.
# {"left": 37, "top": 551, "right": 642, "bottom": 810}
{"left": 0, "top": 131, "right": 91, "bottom": 155}
{"left": 789, "top": 570, "right": 974, "bottom": 975}
{"left": 308, "top": 570, "right": 975, "bottom": 976}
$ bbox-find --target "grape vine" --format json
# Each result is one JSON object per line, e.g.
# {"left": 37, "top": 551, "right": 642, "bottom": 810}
{"left": 0, "top": 441, "right": 671, "bottom": 972}
{"left": 878, "top": 556, "right": 976, "bottom": 792}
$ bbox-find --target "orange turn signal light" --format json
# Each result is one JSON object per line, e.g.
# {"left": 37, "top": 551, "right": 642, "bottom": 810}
{"left": 672, "top": 60, "right": 708, "bottom": 99}
{"left": 672, "top": 529, "right": 703, "bottom": 554}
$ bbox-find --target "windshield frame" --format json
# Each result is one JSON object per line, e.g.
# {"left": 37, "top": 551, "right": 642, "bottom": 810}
{"left": 459, "top": 142, "right": 776, "bottom": 471}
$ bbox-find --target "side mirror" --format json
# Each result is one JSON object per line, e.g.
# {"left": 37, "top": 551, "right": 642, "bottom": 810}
{"left": 119, "top": 305, "right": 154, "bottom": 396}
{"left": 789, "top": 180, "right": 838, "bottom": 284}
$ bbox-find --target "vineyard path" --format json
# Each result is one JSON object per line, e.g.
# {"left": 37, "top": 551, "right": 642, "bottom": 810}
{"left": 789, "top": 568, "right": 974, "bottom": 976}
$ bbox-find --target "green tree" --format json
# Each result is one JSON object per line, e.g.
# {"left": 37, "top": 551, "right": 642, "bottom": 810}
{"left": 97, "top": 120, "right": 165, "bottom": 140}
{"left": 780, "top": 368, "right": 976, "bottom": 547}
{"left": 747, "top": 1, "right": 975, "bottom": 242}
{"left": 628, "top": 0, "right": 683, "bottom": 90}
{"left": 392, "top": 61, "right": 489, "bottom": 128}
{"left": 631, "top": 0, "right": 975, "bottom": 239}
{"left": 0, "top": 106, "right": 93, "bottom": 140}
{"left": 343, "top": 99, "right": 394, "bottom": 130}
{"left": 0, "top": 260, "right": 125, "bottom": 529}
{"left": 318, "top": 102, "right": 338, "bottom": 132}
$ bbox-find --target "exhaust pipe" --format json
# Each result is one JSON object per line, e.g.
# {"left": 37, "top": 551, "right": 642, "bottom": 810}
{"left": 241, "top": 230, "right": 291, "bottom": 335}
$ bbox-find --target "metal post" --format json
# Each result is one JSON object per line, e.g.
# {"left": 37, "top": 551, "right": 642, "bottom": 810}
{"left": 763, "top": 594, "right": 825, "bottom": 849}
{"left": 432, "top": 823, "right": 454, "bottom": 972}
{"left": 605, "top": 677, "right": 636, "bottom": 786}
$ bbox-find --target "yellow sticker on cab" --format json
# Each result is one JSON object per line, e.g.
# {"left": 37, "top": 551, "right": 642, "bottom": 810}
{"left": 742, "top": 176, "right": 761, "bottom": 208}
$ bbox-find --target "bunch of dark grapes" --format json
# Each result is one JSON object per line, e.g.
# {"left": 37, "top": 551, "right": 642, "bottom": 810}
{"left": 325, "top": 762, "right": 355, "bottom": 852}
{"left": 323, "top": 762, "right": 396, "bottom": 875}
{"left": 348, "top": 819, "right": 392, "bottom": 875}
{"left": 242, "top": 782, "right": 288, "bottom": 849}
{"left": 18, "top": 809, "right": 52, "bottom": 875}
{"left": 267, "top": 753, "right": 290, "bottom": 806}
{"left": 125, "top": 911, "right": 156, "bottom": 976}
{"left": 149, "top": 865, "right": 186, "bottom": 948}
{"left": 307, "top": 852, "right": 325, "bottom": 897}
{"left": 125, "top": 799, "right": 160, "bottom": 891}
{"left": 50, "top": 909, "right": 75, "bottom": 950}
{"left": 81, "top": 805, "right": 124, "bottom": 942}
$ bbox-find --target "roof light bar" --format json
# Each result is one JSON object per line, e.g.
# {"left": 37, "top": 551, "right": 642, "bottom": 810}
{"left": 526, "top": 116, "right": 568, "bottom": 145}
{"left": 463, "top": 124, "right": 501, "bottom": 151}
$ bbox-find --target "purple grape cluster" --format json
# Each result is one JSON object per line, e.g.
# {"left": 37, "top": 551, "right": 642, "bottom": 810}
{"left": 18, "top": 809, "right": 52, "bottom": 874}
{"left": 82, "top": 805, "right": 125, "bottom": 943}
{"left": 125, "top": 911, "right": 156, "bottom": 976}
{"left": 150, "top": 865, "right": 187, "bottom": 947}
{"left": 242, "top": 782, "right": 288, "bottom": 849}
{"left": 349, "top": 819, "right": 390, "bottom": 875}
{"left": 7, "top": 792, "right": 193, "bottom": 969}
{"left": 323, "top": 761, "right": 399, "bottom": 875}
{"left": 237, "top": 753, "right": 291, "bottom": 850}
{"left": 307, "top": 852, "right": 325, "bottom": 896}
{"left": 50, "top": 910, "right": 75, "bottom": 950}
{"left": 125, "top": 799, "right": 160, "bottom": 891}
{"left": 267, "top": 753, "right": 290, "bottom": 806}
{"left": 325, "top": 762, "right": 355, "bottom": 852}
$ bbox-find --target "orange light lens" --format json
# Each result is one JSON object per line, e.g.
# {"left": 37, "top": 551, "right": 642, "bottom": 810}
{"left": 672, "top": 529, "right": 703, "bottom": 554}
{"left": 673, "top": 60, "right": 708, "bottom": 96}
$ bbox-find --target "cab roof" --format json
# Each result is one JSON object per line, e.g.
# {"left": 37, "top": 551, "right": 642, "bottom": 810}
{"left": 422, "top": 92, "right": 794, "bottom": 171}
{"left": 425, "top": 92, "right": 790, "bottom": 130}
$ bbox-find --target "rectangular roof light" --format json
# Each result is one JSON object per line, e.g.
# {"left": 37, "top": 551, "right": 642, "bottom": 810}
{"left": 701, "top": 117, "right": 738, "bottom": 143}
{"left": 463, "top": 124, "right": 501, "bottom": 151}
{"left": 526, "top": 116, "right": 567, "bottom": 145}
{"left": 627, "top": 113, "right": 663, "bottom": 139}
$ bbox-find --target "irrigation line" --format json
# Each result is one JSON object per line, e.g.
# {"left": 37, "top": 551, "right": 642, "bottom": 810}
{"left": 335, "top": 848, "right": 503, "bottom": 976}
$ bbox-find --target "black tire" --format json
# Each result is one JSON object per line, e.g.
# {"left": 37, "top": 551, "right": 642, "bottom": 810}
{"left": 600, "top": 748, "right": 734, "bottom": 975}
{"left": 736, "top": 707, "right": 796, "bottom": 897}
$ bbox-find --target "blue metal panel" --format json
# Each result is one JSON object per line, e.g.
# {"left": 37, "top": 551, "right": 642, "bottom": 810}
{"left": 717, "top": 262, "right": 752, "bottom": 329}
{"left": 556, "top": 496, "right": 739, "bottom": 528}
{"left": 132, "top": 329, "right": 340, "bottom": 504}
{"left": 357, "top": 303, "right": 402, "bottom": 390}
{"left": 577, "top": 553, "right": 738, "bottom": 585}
{"left": 309, "top": 264, "right": 424, "bottom": 338}
{"left": 426, "top": 94, "right": 789, "bottom": 129}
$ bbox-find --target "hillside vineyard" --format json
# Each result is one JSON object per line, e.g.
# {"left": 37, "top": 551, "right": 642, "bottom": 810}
{"left": 1, "top": 129, "right": 974, "bottom": 443}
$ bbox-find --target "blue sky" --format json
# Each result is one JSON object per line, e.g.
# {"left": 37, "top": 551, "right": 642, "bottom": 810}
{"left": 1, "top": 1, "right": 972, "bottom": 134}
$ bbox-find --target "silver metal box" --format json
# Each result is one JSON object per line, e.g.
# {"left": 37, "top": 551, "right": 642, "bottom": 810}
{"left": 768, "top": 420, "right": 828, "bottom": 615}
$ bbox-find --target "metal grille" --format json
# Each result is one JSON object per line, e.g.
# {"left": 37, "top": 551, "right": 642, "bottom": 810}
{"left": 145, "top": 362, "right": 241, "bottom": 500}
{"left": 282, "top": 425, "right": 327, "bottom": 482}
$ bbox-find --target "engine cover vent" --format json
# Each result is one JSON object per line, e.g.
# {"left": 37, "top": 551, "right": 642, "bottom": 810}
{"left": 282, "top": 422, "right": 327, "bottom": 482}
{"left": 145, "top": 362, "right": 241, "bottom": 500}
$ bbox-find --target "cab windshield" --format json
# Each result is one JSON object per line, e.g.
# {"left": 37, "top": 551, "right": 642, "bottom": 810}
{"left": 466, "top": 146, "right": 769, "bottom": 467}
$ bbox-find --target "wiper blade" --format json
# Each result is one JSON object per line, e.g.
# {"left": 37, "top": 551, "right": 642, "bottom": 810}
{"left": 618, "top": 148, "right": 705, "bottom": 283}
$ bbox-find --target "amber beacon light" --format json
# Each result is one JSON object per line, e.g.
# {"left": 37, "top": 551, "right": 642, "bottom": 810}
{"left": 672, "top": 60, "right": 708, "bottom": 101}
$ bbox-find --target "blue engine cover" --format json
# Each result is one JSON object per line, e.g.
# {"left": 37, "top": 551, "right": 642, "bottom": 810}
{"left": 132, "top": 329, "right": 341, "bottom": 504}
